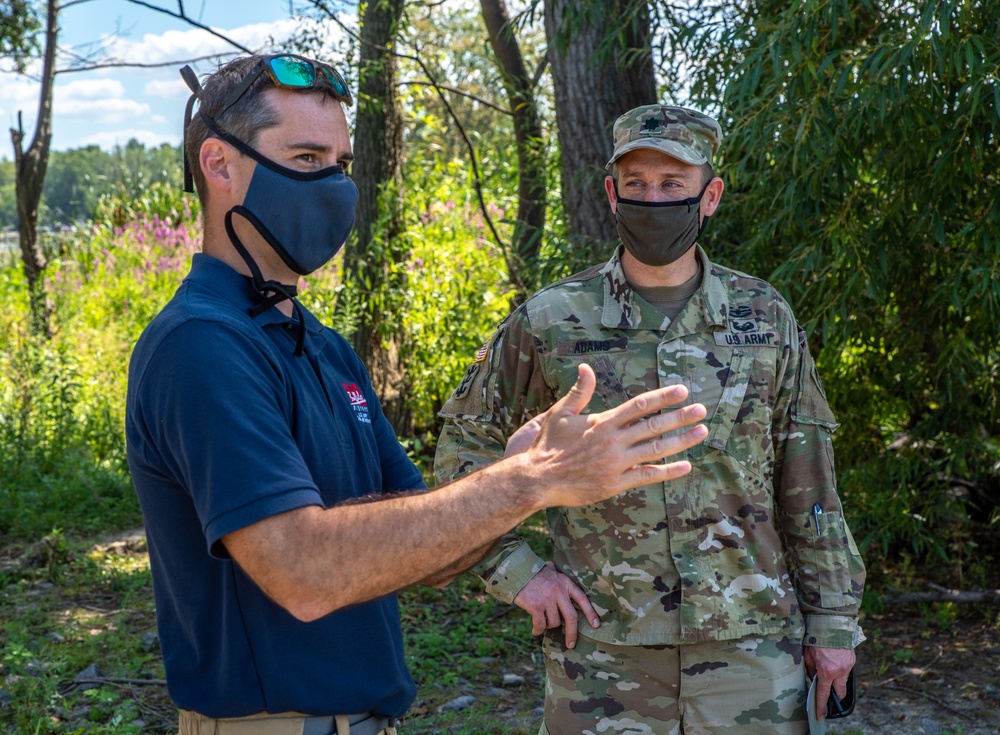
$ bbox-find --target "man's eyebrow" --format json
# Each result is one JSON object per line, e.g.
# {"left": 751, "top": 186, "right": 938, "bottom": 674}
{"left": 284, "top": 141, "right": 355, "bottom": 161}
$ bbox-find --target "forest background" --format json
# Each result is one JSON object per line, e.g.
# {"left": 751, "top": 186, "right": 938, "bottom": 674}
{"left": 1, "top": 0, "right": 998, "bottom": 733}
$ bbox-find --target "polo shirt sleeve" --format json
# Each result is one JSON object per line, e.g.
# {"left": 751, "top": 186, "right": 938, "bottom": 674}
{"left": 129, "top": 318, "right": 322, "bottom": 557}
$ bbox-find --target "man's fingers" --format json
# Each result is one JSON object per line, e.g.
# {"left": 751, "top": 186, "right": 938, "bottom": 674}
{"left": 552, "top": 363, "right": 597, "bottom": 418}
{"left": 530, "top": 610, "right": 546, "bottom": 636}
{"left": 623, "top": 421, "right": 709, "bottom": 473}
{"left": 569, "top": 585, "right": 601, "bottom": 629}
{"left": 605, "top": 382, "right": 692, "bottom": 427}
{"left": 559, "top": 597, "right": 580, "bottom": 648}
{"left": 815, "top": 682, "right": 830, "bottom": 721}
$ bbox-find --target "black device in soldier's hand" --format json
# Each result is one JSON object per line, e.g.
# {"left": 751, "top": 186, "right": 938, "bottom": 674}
{"left": 826, "top": 668, "right": 856, "bottom": 719}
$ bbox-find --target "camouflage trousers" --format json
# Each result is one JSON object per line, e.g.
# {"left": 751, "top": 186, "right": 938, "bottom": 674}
{"left": 539, "top": 629, "right": 808, "bottom": 735}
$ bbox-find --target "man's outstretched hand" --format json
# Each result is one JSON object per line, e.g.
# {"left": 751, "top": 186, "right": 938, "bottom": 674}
{"left": 506, "top": 363, "right": 707, "bottom": 510}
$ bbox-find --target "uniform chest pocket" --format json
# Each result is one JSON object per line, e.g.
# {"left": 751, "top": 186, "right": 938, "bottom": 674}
{"left": 703, "top": 348, "right": 775, "bottom": 477}
{"left": 548, "top": 350, "right": 636, "bottom": 412}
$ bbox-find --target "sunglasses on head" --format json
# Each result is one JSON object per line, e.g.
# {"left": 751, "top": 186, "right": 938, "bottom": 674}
{"left": 179, "top": 55, "right": 353, "bottom": 192}
{"left": 219, "top": 54, "right": 353, "bottom": 114}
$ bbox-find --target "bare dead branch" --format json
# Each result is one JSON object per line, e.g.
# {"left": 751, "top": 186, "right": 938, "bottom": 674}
{"left": 122, "top": 0, "right": 254, "bottom": 53}
{"left": 56, "top": 52, "right": 238, "bottom": 74}
{"left": 883, "top": 583, "right": 1000, "bottom": 605}
{"left": 72, "top": 677, "right": 167, "bottom": 687}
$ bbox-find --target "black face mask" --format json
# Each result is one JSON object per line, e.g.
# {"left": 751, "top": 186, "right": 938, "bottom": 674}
{"left": 614, "top": 180, "right": 711, "bottom": 267}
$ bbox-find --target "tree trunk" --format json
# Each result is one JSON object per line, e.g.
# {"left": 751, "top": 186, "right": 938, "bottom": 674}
{"left": 480, "top": 0, "right": 546, "bottom": 301}
{"left": 10, "top": 0, "right": 57, "bottom": 338}
{"left": 345, "top": 0, "right": 411, "bottom": 434}
{"left": 544, "top": 0, "right": 656, "bottom": 257}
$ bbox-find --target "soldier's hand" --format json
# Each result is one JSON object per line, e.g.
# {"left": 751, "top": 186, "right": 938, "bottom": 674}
{"left": 804, "top": 645, "right": 855, "bottom": 720}
{"left": 514, "top": 562, "right": 599, "bottom": 649}
{"left": 526, "top": 363, "right": 707, "bottom": 508}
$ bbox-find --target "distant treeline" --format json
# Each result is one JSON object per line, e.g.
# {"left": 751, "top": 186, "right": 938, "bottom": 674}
{"left": 0, "top": 139, "right": 183, "bottom": 229}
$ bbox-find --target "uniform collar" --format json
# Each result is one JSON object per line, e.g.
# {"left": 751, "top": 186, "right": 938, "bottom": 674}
{"left": 599, "top": 245, "right": 728, "bottom": 334}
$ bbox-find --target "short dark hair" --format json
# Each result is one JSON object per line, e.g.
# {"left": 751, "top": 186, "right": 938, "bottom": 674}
{"left": 184, "top": 55, "right": 342, "bottom": 205}
{"left": 184, "top": 57, "right": 279, "bottom": 204}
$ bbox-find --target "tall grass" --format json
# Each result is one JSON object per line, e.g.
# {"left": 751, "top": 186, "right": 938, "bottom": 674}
{"left": 0, "top": 182, "right": 511, "bottom": 542}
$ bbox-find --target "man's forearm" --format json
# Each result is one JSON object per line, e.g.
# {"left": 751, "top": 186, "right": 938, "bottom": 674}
{"left": 223, "top": 367, "right": 708, "bottom": 621}
{"left": 225, "top": 456, "right": 546, "bottom": 620}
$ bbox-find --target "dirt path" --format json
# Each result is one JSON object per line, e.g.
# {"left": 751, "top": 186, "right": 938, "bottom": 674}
{"left": 826, "top": 609, "right": 1000, "bottom": 735}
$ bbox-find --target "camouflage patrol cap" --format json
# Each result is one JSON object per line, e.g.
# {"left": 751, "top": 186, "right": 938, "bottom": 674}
{"left": 606, "top": 104, "right": 722, "bottom": 169}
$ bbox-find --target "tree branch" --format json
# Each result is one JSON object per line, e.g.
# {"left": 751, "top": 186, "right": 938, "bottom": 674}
{"left": 883, "top": 583, "right": 1000, "bottom": 605}
{"left": 397, "top": 80, "right": 511, "bottom": 115}
{"left": 122, "top": 0, "right": 254, "bottom": 53}
{"left": 56, "top": 52, "right": 239, "bottom": 74}
{"left": 71, "top": 677, "right": 167, "bottom": 687}
{"left": 305, "top": 0, "right": 518, "bottom": 282}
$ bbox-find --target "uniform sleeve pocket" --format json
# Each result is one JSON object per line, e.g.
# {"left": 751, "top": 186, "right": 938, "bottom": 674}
{"left": 800, "top": 510, "right": 855, "bottom": 609}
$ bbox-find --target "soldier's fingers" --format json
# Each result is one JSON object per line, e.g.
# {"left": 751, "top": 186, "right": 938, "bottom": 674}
{"left": 618, "top": 403, "right": 707, "bottom": 451}
{"left": 567, "top": 584, "right": 601, "bottom": 629}
{"left": 558, "top": 597, "right": 580, "bottom": 649}
{"left": 530, "top": 609, "right": 546, "bottom": 636}
{"left": 814, "top": 678, "right": 831, "bottom": 720}
{"left": 624, "top": 459, "right": 694, "bottom": 488}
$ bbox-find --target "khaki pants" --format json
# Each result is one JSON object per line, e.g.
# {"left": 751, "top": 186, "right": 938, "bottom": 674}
{"left": 179, "top": 709, "right": 398, "bottom": 735}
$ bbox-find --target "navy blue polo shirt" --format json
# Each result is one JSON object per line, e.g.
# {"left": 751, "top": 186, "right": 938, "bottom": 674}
{"left": 126, "top": 254, "right": 423, "bottom": 718}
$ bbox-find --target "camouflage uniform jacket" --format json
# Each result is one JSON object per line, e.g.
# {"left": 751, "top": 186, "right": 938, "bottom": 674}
{"left": 434, "top": 246, "right": 866, "bottom": 648}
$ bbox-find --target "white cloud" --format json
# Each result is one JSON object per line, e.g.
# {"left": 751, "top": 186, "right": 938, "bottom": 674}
{"left": 0, "top": 74, "right": 46, "bottom": 123}
{"left": 59, "top": 77, "right": 126, "bottom": 100}
{"left": 80, "top": 128, "right": 181, "bottom": 149}
{"left": 145, "top": 78, "right": 189, "bottom": 99}
{"left": 53, "top": 79, "right": 151, "bottom": 124}
{"left": 100, "top": 17, "right": 337, "bottom": 66}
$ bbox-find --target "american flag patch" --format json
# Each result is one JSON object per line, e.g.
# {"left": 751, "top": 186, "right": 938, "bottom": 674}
{"left": 474, "top": 339, "right": 490, "bottom": 363}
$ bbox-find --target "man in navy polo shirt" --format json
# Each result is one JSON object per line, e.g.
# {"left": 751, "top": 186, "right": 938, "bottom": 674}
{"left": 126, "top": 54, "right": 709, "bottom": 735}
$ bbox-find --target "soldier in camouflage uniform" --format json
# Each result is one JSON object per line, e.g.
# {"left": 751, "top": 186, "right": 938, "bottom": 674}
{"left": 434, "top": 105, "right": 866, "bottom": 734}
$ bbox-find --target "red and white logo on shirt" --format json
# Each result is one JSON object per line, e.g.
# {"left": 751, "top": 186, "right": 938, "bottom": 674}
{"left": 342, "top": 383, "right": 371, "bottom": 424}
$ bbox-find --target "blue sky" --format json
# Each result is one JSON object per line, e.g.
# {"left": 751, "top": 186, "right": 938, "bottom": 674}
{"left": 0, "top": 0, "right": 348, "bottom": 153}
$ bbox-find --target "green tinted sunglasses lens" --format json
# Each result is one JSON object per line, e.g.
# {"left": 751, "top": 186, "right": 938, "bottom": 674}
{"left": 269, "top": 56, "right": 315, "bottom": 87}
{"left": 320, "top": 68, "right": 350, "bottom": 101}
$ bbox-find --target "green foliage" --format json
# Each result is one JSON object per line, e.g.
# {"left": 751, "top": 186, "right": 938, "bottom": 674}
{"left": 0, "top": 0, "right": 41, "bottom": 72}
{"left": 0, "top": 141, "right": 186, "bottom": 229}
{"left": 0, "top": 156, "right": 17, "bottom": 227}
{"left": 0, "top": 212, "right": 200, "bottom": 541}
{"left": 680, "top": 0, "right": 1000, "bottom": 559}
{"left": 400, "top": 162, "right": 513, "bottom": 431}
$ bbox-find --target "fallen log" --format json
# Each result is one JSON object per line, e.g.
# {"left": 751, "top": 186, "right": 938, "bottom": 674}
{"left": 884, "top": 583, "right": 1000, "bottom": 605}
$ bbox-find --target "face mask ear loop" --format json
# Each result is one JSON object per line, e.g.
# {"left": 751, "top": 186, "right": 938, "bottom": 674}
{"left": 180, "top": 66, "right": 203, "bottom": 194}
{"left": 225, "top": 210, "right": 308, "bottom": 356}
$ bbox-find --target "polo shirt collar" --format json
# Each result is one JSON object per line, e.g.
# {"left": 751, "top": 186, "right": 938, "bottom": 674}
{"left": 185, "top": 253, "right": 325, "bottom": 335}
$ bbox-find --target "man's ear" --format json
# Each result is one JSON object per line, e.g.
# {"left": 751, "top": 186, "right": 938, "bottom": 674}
{"left": 200, "top": 138, "right": 235, "bottom": 194}
{"left": 604, "top": 175, "right": 618, "bottom": 215}
{"left": 702, "top": 177, "right": 725, "bottom": 218}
